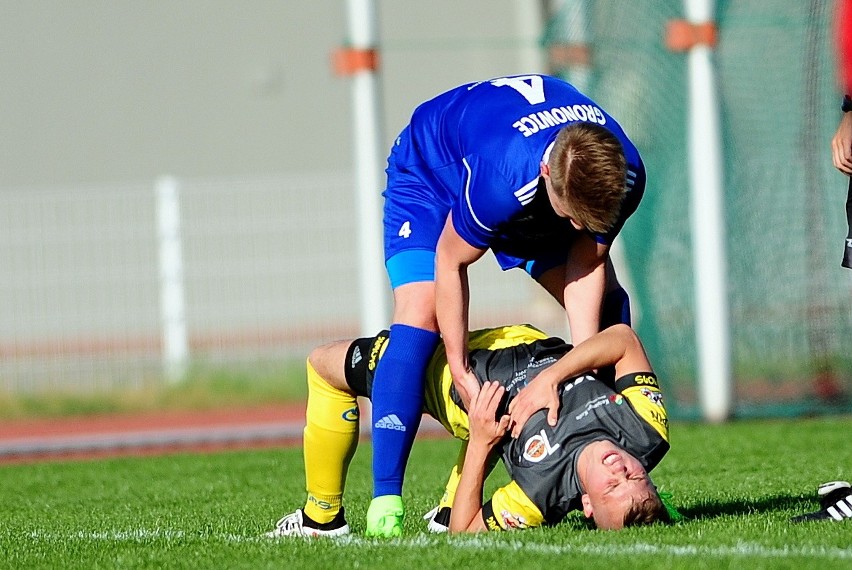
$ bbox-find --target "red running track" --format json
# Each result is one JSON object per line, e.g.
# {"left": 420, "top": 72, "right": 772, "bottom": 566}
{"left": 0, "top": 404, "right": 446, "bottom": 464}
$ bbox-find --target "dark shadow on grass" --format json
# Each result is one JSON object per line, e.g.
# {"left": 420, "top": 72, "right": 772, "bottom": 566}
{"left": 677, "top": 493, "right": 812, "bottom": 521}
{"left": 551, "top": 494, "right": 816, "bottom": 530}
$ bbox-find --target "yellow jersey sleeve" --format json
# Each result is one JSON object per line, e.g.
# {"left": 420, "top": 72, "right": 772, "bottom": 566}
{"left": 616, "top": 372, "right": 669, "bottom": 442}
{"left": 482, "top": 480, "right": 545, "bottom": 531}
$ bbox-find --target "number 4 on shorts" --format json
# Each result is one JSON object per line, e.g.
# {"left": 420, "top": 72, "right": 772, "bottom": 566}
{"left": 398, "top": 221, "right": 412, "bottom": 238}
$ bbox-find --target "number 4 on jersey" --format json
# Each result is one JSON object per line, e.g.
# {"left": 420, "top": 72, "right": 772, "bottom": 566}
{"left": 490, "top": 75, "right": 545, "bottom": 105}
{"left": 398, "top": 220, "right": 412, "bottom": 238}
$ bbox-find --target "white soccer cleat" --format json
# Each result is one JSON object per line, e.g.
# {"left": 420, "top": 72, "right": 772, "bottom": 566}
{"left": 422, "top": 506, "right": 450, "bottom": 533}
{"left": 265, "top": 509, "right": 350, "bottom": 538}
{"left": 791, "top": 481, "right": 852, "bottom": 523}
{"left": 817, "top": 481, "right": 851, "bottom": 497}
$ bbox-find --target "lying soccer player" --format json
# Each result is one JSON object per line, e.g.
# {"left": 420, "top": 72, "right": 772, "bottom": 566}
{"left": 267, "top": 323, "right": 670, "bottom": 537}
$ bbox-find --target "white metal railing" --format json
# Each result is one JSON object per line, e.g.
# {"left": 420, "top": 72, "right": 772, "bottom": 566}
{"left": 0, "top": 173, "right": 552, "bottom": 394}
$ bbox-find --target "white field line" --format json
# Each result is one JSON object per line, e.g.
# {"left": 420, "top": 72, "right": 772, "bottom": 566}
{"left": 25, "top": 529, "right": 852, "bottom": 560}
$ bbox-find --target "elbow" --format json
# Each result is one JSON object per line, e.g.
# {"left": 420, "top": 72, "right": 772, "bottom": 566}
{"left": 606, "top": 323, "right": 634, "bottom": 337}
{"left": 448, "top": 511, "right": 482, "bottom": 534}
{"left": 434, "top": 249, "right": 460, "bottom": 276}
{"left": 435, "top": 248, "right": 470, "bottom": 273}
{"left": 449, "top": 510, "right": 487, "bottom": 533}
{"left": 607, "top": 323, "right": 643, "bottom": 352}
{"left": 448, "top": 523, "right": 480, "bottom": 534}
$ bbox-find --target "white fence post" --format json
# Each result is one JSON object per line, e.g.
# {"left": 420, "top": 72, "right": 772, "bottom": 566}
{"left": 343, "top": 0, "right": 390, "bottom": 336}
{"left": 682, "top": 0, "right": 732, "bottom": 422}
{"left": 156, "top": 176, "right": 189, "bottom": 382}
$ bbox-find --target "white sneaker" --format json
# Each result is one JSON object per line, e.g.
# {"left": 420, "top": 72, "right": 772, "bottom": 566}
{"left": 791, "top": 481, "right": 852, "bottom": 523}
{"left": 422, "top": 506, "right": 450, "bottom": 533}
{"left": 266, "top": 509, "right": 350, "bottom": 538}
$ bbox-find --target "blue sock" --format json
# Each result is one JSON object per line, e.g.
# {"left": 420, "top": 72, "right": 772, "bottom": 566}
{"left": 601, "top": 287, "right": 631, "bottom": 328}
{"left": 370, "top": 324, "right": 440, "bottom": 498}
{"left": 599, "top": 288, "right": 631, "bottom": 385}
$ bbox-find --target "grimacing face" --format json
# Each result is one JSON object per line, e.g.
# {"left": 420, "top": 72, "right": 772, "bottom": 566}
{"left": 578, "top": 440, "right": 657, "bottom": 530}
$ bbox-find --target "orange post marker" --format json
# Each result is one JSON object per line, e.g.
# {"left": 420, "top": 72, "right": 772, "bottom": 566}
{"left": 548, "top": 43, "right": 592, "bottom": 68}
{"left": 332, "top": 47, "right": 380, "bottom": 75}
{"left": 665, "top": 20, "right": 718, "bottom": 52}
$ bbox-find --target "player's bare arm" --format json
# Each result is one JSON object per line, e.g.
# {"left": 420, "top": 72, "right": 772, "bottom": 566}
{"left": 505, "top": 237, "right": 609, "bottom": 436}
{"left": 563, "top": 234, "right": 609, "bottom": 346}
{"left": 448, "top": 381, "right": 510, "bottom": 533}
{"left": 435, "top": 213, "right": 487, "bottom": 408}
{"left": 832, "top": 111, "right": 852, "bottom": 175}
{"left": 508, "top": 324, "right": 653, "bottom": 437}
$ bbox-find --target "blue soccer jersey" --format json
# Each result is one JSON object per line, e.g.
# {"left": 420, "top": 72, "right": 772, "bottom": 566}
{"left": 383, "top": 74, "right": 645, "bottom": 273}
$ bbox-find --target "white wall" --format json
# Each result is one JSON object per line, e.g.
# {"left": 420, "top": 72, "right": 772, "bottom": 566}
{"left": 0, "top": 1, "right": 566, "bottom": 392}
{"left": 0, "top": 1, "right": 545, "bottom": 187}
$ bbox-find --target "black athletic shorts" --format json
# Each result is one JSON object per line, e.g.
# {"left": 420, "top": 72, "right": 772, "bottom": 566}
{"left": 344, "top": 330, "right": 390, "bottom": 399}
{"left": 844, "top": 177, "right": 852, "bottom": 269}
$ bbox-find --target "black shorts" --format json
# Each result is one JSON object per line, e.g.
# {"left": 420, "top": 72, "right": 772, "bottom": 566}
{"left": 343, "top": 331, "right": 390, "bottom": 399}
{"left": 844, "top": 178, "right": 852, "bottom": 269}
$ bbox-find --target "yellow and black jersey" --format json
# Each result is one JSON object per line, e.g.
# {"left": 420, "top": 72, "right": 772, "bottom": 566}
{"left": 423, "top": 324, "right": 552, "bottom": 440}
{"left": 344, "top": 324, "right": 669, "bottom": 531}
{"left": 486, "top": 372, "right": 668, "bottom": 529}
{"left": 345, "top": 324, "right": 551, "bottom": 440}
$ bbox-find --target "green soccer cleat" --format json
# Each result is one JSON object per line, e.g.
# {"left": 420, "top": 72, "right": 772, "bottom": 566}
{"left": 365, "top": 495, "right": 405, "bottom": 537}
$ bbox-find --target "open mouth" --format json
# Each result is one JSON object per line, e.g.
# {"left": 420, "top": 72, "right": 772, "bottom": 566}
{"left": 601, "top": 450, "right": 621, "bottom": 466}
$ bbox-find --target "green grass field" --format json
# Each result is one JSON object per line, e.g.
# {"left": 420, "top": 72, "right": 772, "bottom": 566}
{"left": 0, "top": 362, "right": 308, "bottom": 420}
{"left": 1, "top": 417, "right": 851, "bottom": 569}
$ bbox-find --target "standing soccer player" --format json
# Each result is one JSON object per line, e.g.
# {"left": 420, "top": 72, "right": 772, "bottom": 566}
{"left": 366, "top": 74, "right": 646, "bottom": 536}
{"left": 832, "top": 0, "right": 852, "bottom": 269}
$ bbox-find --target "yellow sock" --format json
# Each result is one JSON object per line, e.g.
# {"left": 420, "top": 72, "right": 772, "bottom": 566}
{"left": 302, "top": 360, "right": 359, "bottom": 524}
{"left": 438, "top": 442, "right": 467, "bottom": 509}
{"left": 439, "top": 441, "right": 500, "bottom": 510}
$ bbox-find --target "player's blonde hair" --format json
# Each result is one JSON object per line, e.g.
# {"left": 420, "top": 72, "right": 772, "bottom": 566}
{"left": 547, "top": 123, "right": 628, "bottom": 234}
{"left": 622, "top": 492, "right": 670, "bottom": 528}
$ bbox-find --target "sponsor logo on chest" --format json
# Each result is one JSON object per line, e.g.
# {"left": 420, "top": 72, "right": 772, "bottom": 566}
{"left": 522, "top": 429, "right": 561, "bottom": 463}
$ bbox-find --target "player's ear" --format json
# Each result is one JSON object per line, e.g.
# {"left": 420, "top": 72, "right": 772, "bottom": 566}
{"left": 581, "top": 494, "right": 594, "bottom": 518}
{"left": 540, "top": 162, "right": 550, "bottom": 177}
